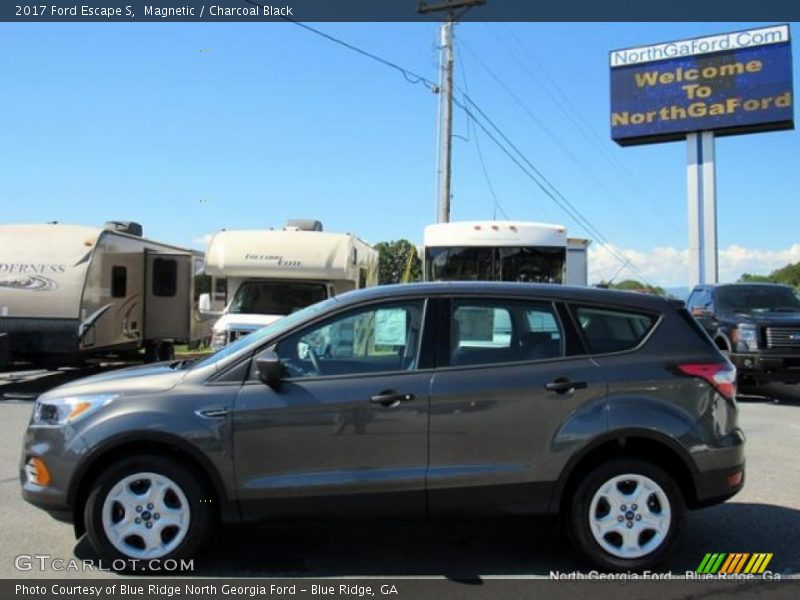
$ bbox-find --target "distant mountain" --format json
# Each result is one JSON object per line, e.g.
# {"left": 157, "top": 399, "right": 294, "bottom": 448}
{"left": 665, "top": 286, "right": 690, "bottom": 301}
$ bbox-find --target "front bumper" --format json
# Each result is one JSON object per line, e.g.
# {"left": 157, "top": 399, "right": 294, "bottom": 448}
{"left": 730, "top": 352, "right": 800, "bottom": 383}
{"left": 20, "top": 423, "right": 88, "bottom": 524}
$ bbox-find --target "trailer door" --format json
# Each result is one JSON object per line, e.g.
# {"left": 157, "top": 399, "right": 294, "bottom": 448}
{"left": 144, "top": 252, "right": 191, "bottom": 341}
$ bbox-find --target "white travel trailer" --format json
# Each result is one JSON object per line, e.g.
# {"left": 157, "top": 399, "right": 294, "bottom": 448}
{"left": 0, "top": 221, "right": 211, "bottom": 366}
{"left": 423, "top": 220, "right": 590, "bottom": 285}
{"left": 203, "top": 222, "right": 378, "bottom": 348}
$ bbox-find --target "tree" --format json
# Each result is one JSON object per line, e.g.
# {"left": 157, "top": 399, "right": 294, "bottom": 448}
{"left": 739, "top": 262, "right": 800, "bottom": 288}
{"left": 598, "top": 279, "right": 667, "bottom": 296}
{"left": 374, "top": 239, "right": 422, "bottom": 285}
{"left": 738, "top": 273, "right": 776, "bottom": 283}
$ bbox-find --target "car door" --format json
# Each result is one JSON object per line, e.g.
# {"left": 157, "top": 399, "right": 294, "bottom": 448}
{"left": 427, "top": 296, "right": 607, "bottom": 516}
{"left": 233, "top": 298, "right": 432, "bottom": 519}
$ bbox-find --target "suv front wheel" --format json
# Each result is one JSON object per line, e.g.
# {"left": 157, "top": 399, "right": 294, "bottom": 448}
{"left": 568, "top": 459, "right": 685, "bottom": 571}
{"left": 84, "top": 455, "right": 213, "bottom": 569}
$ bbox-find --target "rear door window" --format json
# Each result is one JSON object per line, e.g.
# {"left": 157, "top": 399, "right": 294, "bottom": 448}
{"left": 450, "top": 299, "right": 564, "bottom": 366}
{"left": 573, "top": 306, "right": 657, "bottom": 354}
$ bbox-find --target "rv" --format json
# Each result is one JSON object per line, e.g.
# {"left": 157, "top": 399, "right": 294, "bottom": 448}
{"left": 202, "top": 221, "right": 378, "bottom": 349}
{"left": 423, "top": 220, "right": 590, "bottom": 285}
{"left": 0, "top": 221, "right": 211, "bottom": 367}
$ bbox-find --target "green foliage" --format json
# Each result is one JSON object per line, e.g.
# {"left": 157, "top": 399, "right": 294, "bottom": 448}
{"left": 375, "top": 239, "right": 422, "bottom": 285}
{"left": 738, "top": 273, "right": 776, "bottom": 283}
{"left": 598, "top": 279, "right": 667, "bottom": 296}
{"left": 739, "top": 262, "right": 800, "bottom": 288}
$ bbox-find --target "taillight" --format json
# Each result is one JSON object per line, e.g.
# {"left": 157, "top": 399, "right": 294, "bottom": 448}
{"left": 677, "top": 362, "right": 737, "bottom": 400}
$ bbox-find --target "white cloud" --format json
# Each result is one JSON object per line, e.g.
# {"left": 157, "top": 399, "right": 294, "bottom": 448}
{"left": 588, "top": 243, "right": 800, "bottom": 288}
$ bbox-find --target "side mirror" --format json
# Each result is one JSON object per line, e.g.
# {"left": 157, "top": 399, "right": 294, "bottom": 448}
{"left": 198, "top": 293, "right": 212, "bottom": 313}
{"left": 255, "top": 349, "right": 283, "bottom": 386}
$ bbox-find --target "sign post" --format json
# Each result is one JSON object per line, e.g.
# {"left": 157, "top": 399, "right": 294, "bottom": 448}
{"left": 610, "top": 24, "right": 794, "bottom": 287}
{"left": 686, "top": 131, "right": 718, "bottom": 285}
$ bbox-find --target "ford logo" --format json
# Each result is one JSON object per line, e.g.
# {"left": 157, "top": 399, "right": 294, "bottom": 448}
{"left": 790, "top": 333, "right": 800, "bottom": 341}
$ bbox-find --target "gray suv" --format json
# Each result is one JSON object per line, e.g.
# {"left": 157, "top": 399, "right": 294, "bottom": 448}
{"left": 21, "top": 282, "right": 745, "bottom": 571}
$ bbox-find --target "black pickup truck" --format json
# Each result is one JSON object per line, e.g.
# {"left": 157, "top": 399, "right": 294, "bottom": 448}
{"left": 687, "top": 283, "right": 800, "bottom": 385}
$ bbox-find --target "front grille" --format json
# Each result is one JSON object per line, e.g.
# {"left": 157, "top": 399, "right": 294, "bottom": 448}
{"left": 765, "top": 327, "right": 800, "bottom": 349}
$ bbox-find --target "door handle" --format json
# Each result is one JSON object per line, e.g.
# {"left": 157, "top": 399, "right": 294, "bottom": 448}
{"left": 545, "top": 378, "right": 588, "bottom": 395}
{"left": 369, "top": 391, "right": 415, "bottom": 406}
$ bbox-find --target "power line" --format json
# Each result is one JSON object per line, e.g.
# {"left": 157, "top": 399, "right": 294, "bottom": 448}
{"left": 491, "top": 22, "right": 683, "bottom": 235}
{"left": 458, "top": 36, "right": 651, "bottom": 233}
{"left": 238, "top": 7, "right": 651, "bottom": 284}
{"left": 458, "top": 54, "right": 509, "bottom": 221}
{"left": 244, "top": 1, "right": 438, "bottom": 91}
{"left": 455, "top": 94, "right": 655, "bottom": 286}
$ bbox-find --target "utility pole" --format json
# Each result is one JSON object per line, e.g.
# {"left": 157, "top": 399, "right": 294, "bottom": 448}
{"left": 419, "top": 0, "right": 485, "bottom": 224}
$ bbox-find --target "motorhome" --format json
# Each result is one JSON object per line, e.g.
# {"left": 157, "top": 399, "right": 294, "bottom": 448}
{"left": 423, "top": 220, "right": 590, "bottom": 285}
{"left": 202, "top": 221, "right": 378, "bottom": 349}
{"left": 0, "top": 221, "right": 211, "bottom": 367}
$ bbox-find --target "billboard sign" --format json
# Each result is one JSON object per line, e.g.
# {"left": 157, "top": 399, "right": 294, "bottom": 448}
{"left": 610, "top": 25, "right": 794, "bottom": 146}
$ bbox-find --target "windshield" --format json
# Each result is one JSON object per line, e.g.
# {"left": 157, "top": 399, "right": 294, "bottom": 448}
{"left": 717, "top": 285, "right": 800, "bottom": 313}
{"left": 192, "top": 296, "right": 339, "bottom": 370}
{"left": 228, "top": 281, "right": 328, "bottom": 316}
{"left": 425, "top": 246, "right": 565, "bottom": 283}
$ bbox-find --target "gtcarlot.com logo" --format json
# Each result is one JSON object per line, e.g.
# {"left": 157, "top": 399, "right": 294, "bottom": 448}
{"left": 696, "top": 552, "right": 773, "bottom": 575}
{"left": 14, "top": 554, "right": 194, "bottom": 573}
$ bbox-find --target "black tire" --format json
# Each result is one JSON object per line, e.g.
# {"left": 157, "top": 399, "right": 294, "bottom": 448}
{"left": 157, "top": 342, "right": 175, "bottom": 362}
{"left": 84, "top": 455, "right": 213, "bottom": 572}
{"left": 567, "top": 459, "right": 685, "bottom": 572}
{"left": 143, "top": 343, "right": 159, "bottom": 364}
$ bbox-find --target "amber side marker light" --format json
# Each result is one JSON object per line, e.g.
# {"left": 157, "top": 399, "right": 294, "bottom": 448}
{"left": 25, "top": 457, "right": 51, "bottom": 486}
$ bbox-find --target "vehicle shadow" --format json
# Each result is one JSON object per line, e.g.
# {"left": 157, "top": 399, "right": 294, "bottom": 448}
{"left": 0, "top": 363, "right": 129, "bottom": 400}
{"left": 74, "top": 503, "right": 800, "bottom": 578}
{"left": 740, "top": 383, "right": 800, "bottom": 405}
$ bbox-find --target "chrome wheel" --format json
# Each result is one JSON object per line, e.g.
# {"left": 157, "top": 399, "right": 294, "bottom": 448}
{"left": 101, "top": 472, "right": 190, "bottom": 559}
{"left": 588, "top": 473, "right": 671, "bottom": 559}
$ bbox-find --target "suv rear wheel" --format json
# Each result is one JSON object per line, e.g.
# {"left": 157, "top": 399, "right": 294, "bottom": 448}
{"left": 568, "top": 459, "right": 685, "bottom": 571}
{"left": 84, "top": 455, "right": 212, "bottom": 569}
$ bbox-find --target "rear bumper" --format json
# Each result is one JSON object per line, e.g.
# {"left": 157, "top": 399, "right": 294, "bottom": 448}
{"left": 691, "top": 428, "right": 746, "bottom": 508}
{"left": 730, "top": 352, "right": 800, "bottom": 383}
{"left": 692, "top": 463, "right": 745, "bottom": 508}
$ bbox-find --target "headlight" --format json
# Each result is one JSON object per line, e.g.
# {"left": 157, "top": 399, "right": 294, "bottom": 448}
{"left": 733, "top": 324, "right": 758, "bottom": 351}
{"left": 211, "top": 329, "right": 228, "bottom": 349}
{"left": 33, "top": 393, "right": 118, "bottom": 426}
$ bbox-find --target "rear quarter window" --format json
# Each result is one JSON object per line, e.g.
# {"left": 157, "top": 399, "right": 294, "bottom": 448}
{"left": 573, "top": 306, "right": 657, "bottom": 354}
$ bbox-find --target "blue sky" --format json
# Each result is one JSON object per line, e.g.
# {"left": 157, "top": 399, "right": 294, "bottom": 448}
{"left": 0, "top": 21, "right": 797, "bottom": 286}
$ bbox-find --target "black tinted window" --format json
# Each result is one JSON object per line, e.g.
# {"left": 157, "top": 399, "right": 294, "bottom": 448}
{"left": 111, "top": 266, "right": 127, "bottom": 298}
{"left": 229, "top": 281, "right": 328, "bottom": 316}
{"left": 574, "top": 306, "right": 656, "bottom": 354}
{"left": 717, "top": 285, "right": 800, "bottom": 313}
{"left": 450, "top": 299, "right": 563, "bottom": 366}
{"left": 152, "top": 258, "right": 177, "bottom": 297}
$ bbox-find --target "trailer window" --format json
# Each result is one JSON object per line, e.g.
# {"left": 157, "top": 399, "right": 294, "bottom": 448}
{"left": 152, "top": 258, "right": 177, "bottom": 297}
{"left": 111, "top": 266, "right": 127, "bottom": 298}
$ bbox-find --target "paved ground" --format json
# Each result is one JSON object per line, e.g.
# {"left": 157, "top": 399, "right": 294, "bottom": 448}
{"left": 1, "top": 370, "right": 799, "bottom": 594}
